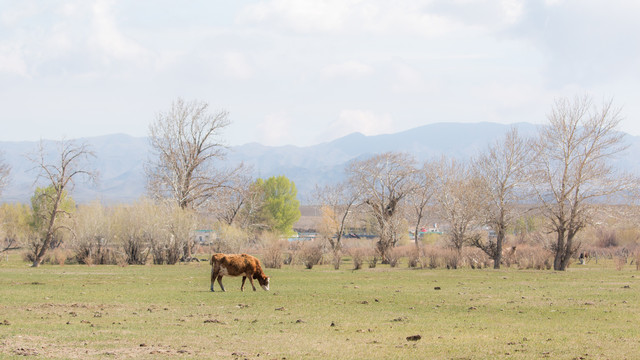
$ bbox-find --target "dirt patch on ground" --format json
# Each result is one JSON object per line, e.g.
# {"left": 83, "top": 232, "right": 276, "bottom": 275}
{"left": 0, "top": 335, "right": 198, "bottom": 359}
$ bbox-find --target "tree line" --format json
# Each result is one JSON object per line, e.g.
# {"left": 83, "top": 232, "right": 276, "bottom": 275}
{"left": 0, "top": 95, "right": 637, "bottom": 271}
{"left": 0, "top": 98, "right": 300, "bottom": 267}
{"left": 317, "top": 95, "right": 638, "bottom": 271}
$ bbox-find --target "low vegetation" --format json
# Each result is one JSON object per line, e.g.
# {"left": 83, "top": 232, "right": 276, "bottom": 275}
{"left": 1, "top": 252, "right": 639, "bottom": 359}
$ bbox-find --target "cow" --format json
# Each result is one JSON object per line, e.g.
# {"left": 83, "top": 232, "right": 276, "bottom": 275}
{"left": 210, "top": 253, "right": 270, "bottom": 292}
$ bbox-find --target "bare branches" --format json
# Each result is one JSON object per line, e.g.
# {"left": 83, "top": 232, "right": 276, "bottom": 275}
{"left": 147, "top": 98, "right": 232, "bottom": 210}
{"left": 531, "top": 95, "right": 638, "bottom": 270}
{"left": 348, "top": 152, "right": 415, "bottom": 261}
{"left": 433, "top": 156, "right": 488, "bottom": 253}
{"left": 27, "top": 139, "right": 96, "bottom": 267}
{"left": 472, "top": 127, "right": 532, "bottom": 268}
{"left": 406, "top": 159, "right": 437, "bottom": 247}
{"left": 315, "top": 181, "right": 360, "bottom": 252}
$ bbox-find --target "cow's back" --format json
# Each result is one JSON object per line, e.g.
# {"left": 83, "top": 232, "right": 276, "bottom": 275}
{"left": 212, "top": 253, "right": 258, "bottom": 277}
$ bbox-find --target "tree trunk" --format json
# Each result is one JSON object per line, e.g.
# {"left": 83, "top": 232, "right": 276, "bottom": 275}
{"left": 553, "top": 229, "right": 566, "bottom": 271}
{"left": 494, "top": 227, "right": 504, "bottom": 269}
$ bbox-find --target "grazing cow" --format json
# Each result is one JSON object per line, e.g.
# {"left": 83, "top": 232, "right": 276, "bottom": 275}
{"left": 210, "top": 253, "right": 270, "bottom": 292}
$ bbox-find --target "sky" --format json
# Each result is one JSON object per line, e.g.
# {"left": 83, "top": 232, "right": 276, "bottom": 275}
{"left": 1, "top": 0, "right": 639, "bottom": 147}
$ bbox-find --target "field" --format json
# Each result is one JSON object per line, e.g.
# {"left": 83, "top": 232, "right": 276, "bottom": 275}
{"left": 1, "top": 255, "right": 639, "bottom": 359}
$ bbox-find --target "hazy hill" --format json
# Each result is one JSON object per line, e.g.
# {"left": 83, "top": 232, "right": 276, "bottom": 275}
{"left": 1, "top": 122, "right": 638, "bottom": 204}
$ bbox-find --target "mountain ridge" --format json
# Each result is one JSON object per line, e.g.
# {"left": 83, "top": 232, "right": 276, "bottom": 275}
{"left": 1, "top": 122, "right": 638, "bottom": 204}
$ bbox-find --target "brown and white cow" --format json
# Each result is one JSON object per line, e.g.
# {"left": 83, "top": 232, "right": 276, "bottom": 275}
{"left": 210, "top": 253, "right": 270, "bottom": 292}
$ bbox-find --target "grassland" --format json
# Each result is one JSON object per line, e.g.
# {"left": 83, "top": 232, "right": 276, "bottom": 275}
{"left": 1, "top": 255, "right": 639, "bottom": 359}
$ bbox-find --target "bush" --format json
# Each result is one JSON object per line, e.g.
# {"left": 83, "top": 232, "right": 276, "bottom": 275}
{"left": 463, "top": 247, "right": 490, "bottom": 269}
{"left": 443, "top": 249, "right": 461, "bottom": 269}
{"left": 350, "top": 248, "right": 365, "bottom": 270}
{"left": 595, "top": 228, "right": 619, "bottom": 248}
{"left": 514, "top": 245, "right": 553, "bottom": 270}
{"left": 331, "top": 250, "right": 342, "bottom": 270}
{"left": 263, "top": 238, "right": 286, "bottom": 269}
{"left": 386, "top": 247, "right": 404, "bottom": 268}
{"left": 300, "top": 242, "right": 324, "bottom": 269}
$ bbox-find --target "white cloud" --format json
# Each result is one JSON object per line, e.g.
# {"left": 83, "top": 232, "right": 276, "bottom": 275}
{"left": 325, "top": 110, "right": 394, "bottom": 139}
{"left": 0, "top": 43, "right": 29, "bottom": 77}
{"left": 223, "top": 52, "right": 254, "bottom": 80}
{"left": 90, "top": 0, "right": 151, "bottom": 64}
{"left": 321, "top": 61, "right": 373, "bottom": 78}
{"left": 391, "top": 63, "right": 426, "bottom": 94}
{"left": 256, "top": 113, "right": 293, "bottom": 146}
{"left": 239, "top": 0, "right": 352, "bottom": 33}
{"left": 238, "top": 0, "right": 458, "bottom": 37}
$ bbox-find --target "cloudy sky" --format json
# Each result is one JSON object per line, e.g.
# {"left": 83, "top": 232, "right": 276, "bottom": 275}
{"left": 1, "top": 0, "right": 639, "bottom": 146}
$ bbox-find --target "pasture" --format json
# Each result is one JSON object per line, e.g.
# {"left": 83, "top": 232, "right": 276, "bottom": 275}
{"left": 1, "top": 255, "right": 639, "bottom": 359}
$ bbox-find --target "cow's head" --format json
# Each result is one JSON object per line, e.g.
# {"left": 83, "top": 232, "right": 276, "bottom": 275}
{"left": 258, "top": 275, "right": 270, "bottom": 291}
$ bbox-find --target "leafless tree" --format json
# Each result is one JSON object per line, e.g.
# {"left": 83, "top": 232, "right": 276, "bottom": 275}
{"left": 0, "top": 151, "right": 10, "bottom": 197}
{"left": 433, "top": 156, "right": 488, "bottom": 255}
{"left": 530, "top": 95, "right": 638, "bottom": 270}
{"left": 205, "top": 166, "right": 254, "bottom": 226}
{"left": 28, "top": 140, "right": 96, "bottom": 267}
{"left": 348, "top": 152, "right": 415, "bottom": 262}
{"left": 472, "top": 128, "right": 532, "bottom": 268}
{"left": 314, "top": 182, "right": 360, "bottom": 253}
{"left": 146, "top": 98, "right": 234, "bottom": 210}
{"left": 406, "top": 159, "right": 436, "bottom": 248}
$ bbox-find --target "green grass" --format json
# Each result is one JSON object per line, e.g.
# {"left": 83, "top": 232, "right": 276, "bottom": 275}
{"left": 1, "top": 255, "right": 639, "bottom": 359}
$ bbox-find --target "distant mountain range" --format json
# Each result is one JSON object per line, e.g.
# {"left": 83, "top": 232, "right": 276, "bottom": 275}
{"left": 1, "top": 122, "right": 639, "bottom": 204}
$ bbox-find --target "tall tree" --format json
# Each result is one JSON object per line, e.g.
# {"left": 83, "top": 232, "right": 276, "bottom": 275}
{"left": 406, "top": 160, "right": 436, "bottom": 248}
{"left": 433, "top": 156, "right": 488, "bottom": 254}
{"left": 28, "top": 140, "right": 96, "bottom": 267}
{"left": 315, "top": 181, "right": 360, "bottom": 253}
{"left": 472, "top": 128, "right": 531, "bottom": 268}
{"left": 30, "top": 185, "right": 76, "bottom": 250}
{"left": 348, "top": 152, "right": 415, "bottom": 262}
{"left": 531, "top": 96, "right": 637, "bottom": 271}
{"left": 205, "top": 166, "right": 253, "bottom": 226}
{"left": 147, "top": 98, "right": 233, "bottom": 210}
{"left": 257, "top": 176, "right": 301, "bottom": 236}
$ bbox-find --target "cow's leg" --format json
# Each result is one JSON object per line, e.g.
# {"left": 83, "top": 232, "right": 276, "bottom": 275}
{"left": 247, "top": 274, "right": 257, "bottom": 291}
{"left": 210, "top": 268, "right": 218, "bottom": 292}
{"left": 241, "top": 276, "right": 247, "bottom": 292}
{"left": 217, "top": 275, "right": 226, "bottom": 292}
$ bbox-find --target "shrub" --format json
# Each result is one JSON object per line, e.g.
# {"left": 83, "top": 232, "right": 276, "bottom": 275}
{"left": 301, "top": 242, "right": 324, "bottom": 269}
{"left": 263, "top": 238, "right": 286, "bottom": 269}
{"left": 595, "top": 228, "right": 619, "bottom": 248}
{"left": 350, "top": 248, "right": 365, "bottom": 270}
{"left": 514, "top": 245, "right": 553, "bottom": 270}
{"left": 463, "top": 247, "right": 490, "bottom": 269}
{"left": 443, "top": 249, "right": 461, "bottom": 269}
{"left": 331, "top": 250, "right": 342, "bottom": 270}
{"left": 387, "top": 247, "right": 404, "bottom": 268}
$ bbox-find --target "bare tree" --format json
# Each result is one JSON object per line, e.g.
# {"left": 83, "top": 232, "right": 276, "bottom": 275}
{"left": 433, "top": 156, "right": 488, "bottom": 255}
{"left": 472, "top": 128, "right": 531, "bottom": 268}
{"left": 348, "top": 152, "right": 415, "bottom": 262}
{"left": 146, "top": 98, "right": 233, "bottom": 210}
{"left": 0, "top": 151, "right": 10, "bottom": 197}
{"left": 531, "top": 96, "right": 637, "bottom": 270}
{"left": 315, "top": 182, "right": 360, "bottom": 254}
{"left": 406, "top": 160, "right": 436, "bottom": 248}
{"left": 28, "top": 140, "right": 96, "bottom": 267}
{"left": 205, "top": 166, "right": 253, "bottom": 226}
